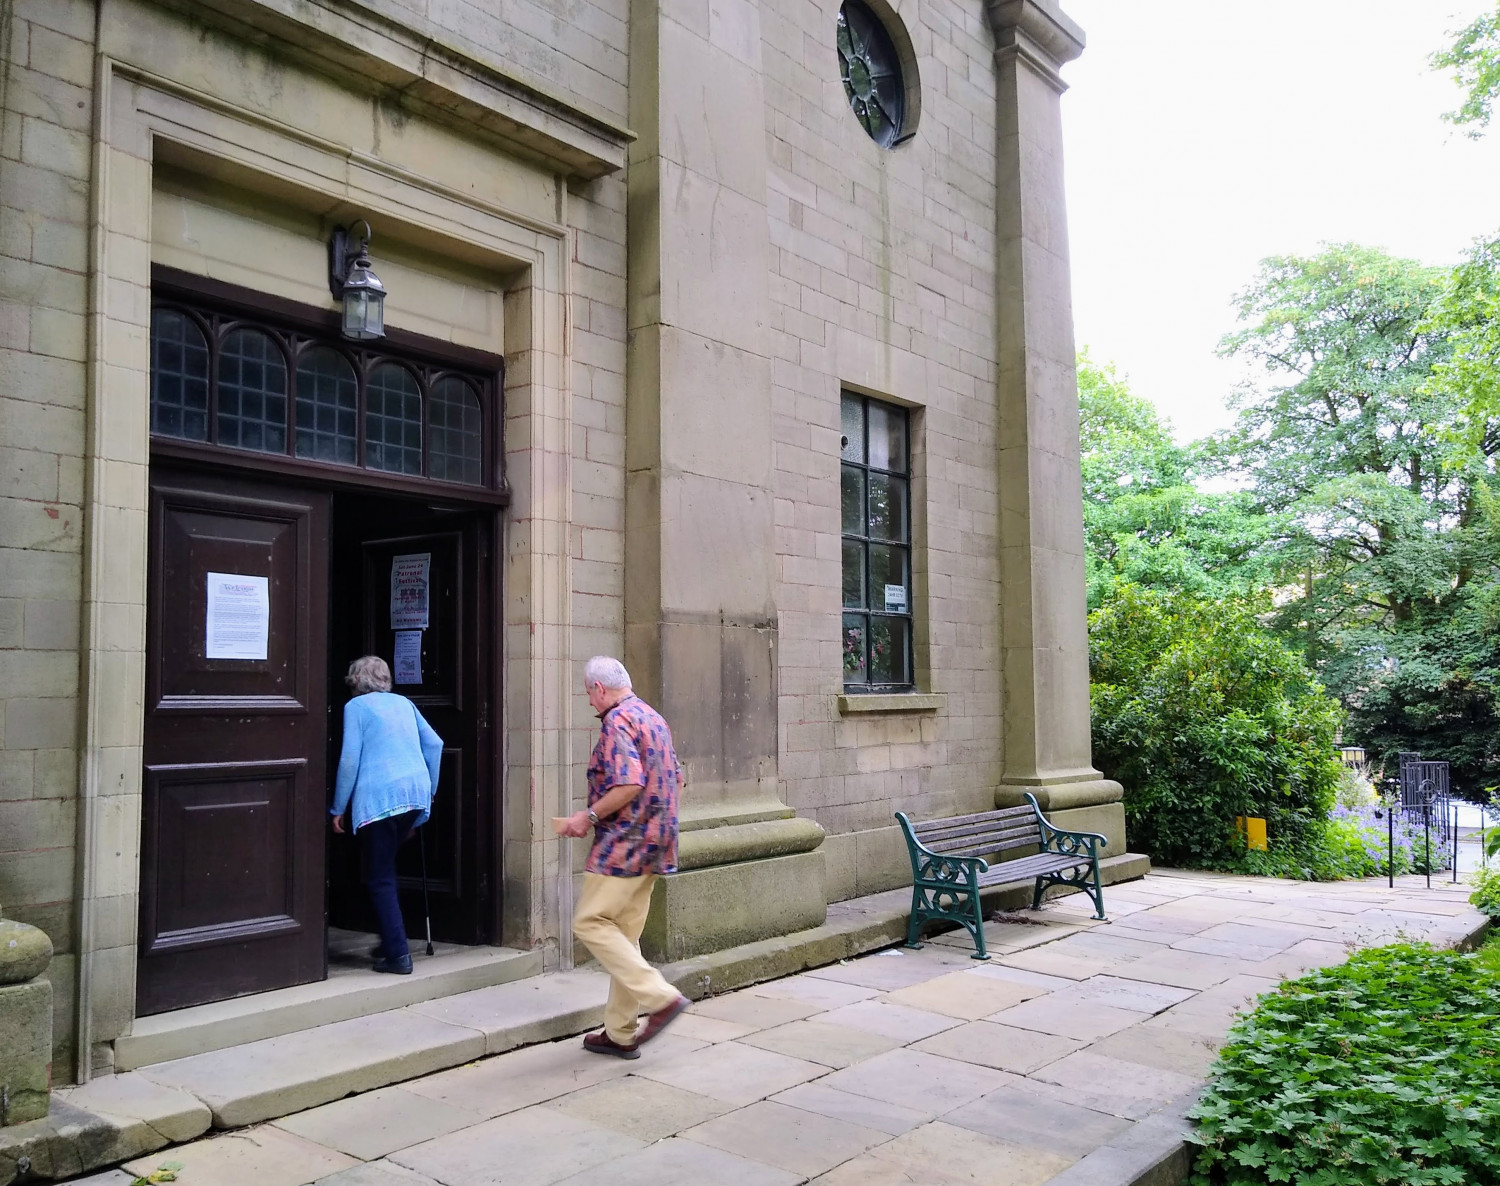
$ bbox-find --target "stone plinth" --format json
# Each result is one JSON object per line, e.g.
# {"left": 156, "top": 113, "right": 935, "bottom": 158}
{"left": 0, "top": 916, "right": 54, "bottom": 1127}
{"left": 641, "top": 850, "right": 827, "bottom": 963}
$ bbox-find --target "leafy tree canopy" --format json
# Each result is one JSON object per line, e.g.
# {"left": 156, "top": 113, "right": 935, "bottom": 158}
{"left": 1212, "top": 243, "right": 1500, "bottom": 789}
{"left": 1432, "top": 4, "right": 1500, "bottom": 134}
{"left": 1077, "top": 354, "right": 1278, "bottom": 607}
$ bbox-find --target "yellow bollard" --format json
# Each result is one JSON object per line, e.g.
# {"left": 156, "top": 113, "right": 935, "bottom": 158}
{"left": 1235, "top": 816, "right": 1269, "bottom": 851}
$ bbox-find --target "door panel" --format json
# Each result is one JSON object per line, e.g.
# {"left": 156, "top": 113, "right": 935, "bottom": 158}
{"left": 327, "top": 497, "right": 491, "bottom": 945}
{"left": 139, "top": 470, "right": 329, "bottom": 1016}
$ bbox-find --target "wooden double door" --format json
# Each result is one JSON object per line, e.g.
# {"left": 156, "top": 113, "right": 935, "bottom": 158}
{"left": 139, "top": 468, "right": 495, "bottom": 1016}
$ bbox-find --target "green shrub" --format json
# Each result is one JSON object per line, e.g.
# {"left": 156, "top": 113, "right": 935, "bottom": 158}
{"left": 1190, "top": 943, "right": 1500, "bottom": 1185}
{"left": 1090, "top": 585, "right": 1345, "bottom": 869}
{"left": 1470, "top": 865, "right": 1500, "bottom": 917}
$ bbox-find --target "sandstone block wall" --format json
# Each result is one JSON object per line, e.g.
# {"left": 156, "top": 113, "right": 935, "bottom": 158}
{"left": 762, "top": 0, "right": 1006, "bottom": 897}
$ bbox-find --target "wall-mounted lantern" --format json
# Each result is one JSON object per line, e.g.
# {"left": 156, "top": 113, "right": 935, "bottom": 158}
{"left": 328, "top": 220, "right": 386, "bottom": 341}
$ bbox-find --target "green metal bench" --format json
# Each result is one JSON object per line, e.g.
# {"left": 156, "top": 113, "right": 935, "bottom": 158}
{"left": 895, "top": 794, "right": 1107, "bottom": 959}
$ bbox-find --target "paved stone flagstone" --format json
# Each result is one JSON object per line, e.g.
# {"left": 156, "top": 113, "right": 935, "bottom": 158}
{"left": 99, "top": 870, "right": 1487, "bottom": 1186}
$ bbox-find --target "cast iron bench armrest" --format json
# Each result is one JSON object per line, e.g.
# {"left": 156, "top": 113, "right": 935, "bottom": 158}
{"left": 895, "top": 792, "right": 1107, "bottom": 961}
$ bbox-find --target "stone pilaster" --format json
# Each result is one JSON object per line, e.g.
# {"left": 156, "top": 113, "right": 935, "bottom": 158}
{"left": 985, "top": 0, "right": 1127, "bottom": 851}
{"left": 626, "top": 0, "right": 825, "bottom": 956}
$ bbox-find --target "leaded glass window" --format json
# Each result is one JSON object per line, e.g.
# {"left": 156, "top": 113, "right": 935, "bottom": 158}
{"left": 428, "top": 377, "right": 484, "bottom": 485}
{"left": 837, "top": 0, "right": 905, "bottom": 148}
{"left": 365, "top": 363, "right": 423, "bottom": 475}
{"left": 295, "top": 347, "right": 359, "bottom": 465}
{"left": 842, "top": 392, "right": 912, "bottom": 689}
{"left": 147, "top": 293, "right": 498, "bottom": 489}
{"left": 150, "top": 309, "right": 209, "bottom": 441}
{"left": 217, "top": 328, "right": 287, "bottom": 454}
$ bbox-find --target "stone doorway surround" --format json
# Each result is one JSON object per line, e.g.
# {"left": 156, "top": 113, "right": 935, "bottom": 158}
{"left": 73, "top": 0, "right": 631, "bottom": 1082}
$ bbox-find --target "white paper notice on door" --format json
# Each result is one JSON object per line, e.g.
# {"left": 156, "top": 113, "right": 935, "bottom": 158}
{"left": 393, "top": 630, "right": 423, "bottom": 685}
{"left": 205, "top": 572, "right": 270, "bottom": 661}
{"left": 390, "top": 553, "right": 431, "bottom": 630}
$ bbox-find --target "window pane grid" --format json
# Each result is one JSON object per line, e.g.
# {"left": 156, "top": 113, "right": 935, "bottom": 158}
{"left": 150, "top": 309, "right": 209, "bottom": 441}
{"left": 365, "top": 364, "right": 423, "bottom": 475}
{"left": 841, "top": 393, "right": 912, "bottom": 690}
{"left": 428, "top": 377, "right": 484, "bottom": 485}
{"left": 148, "top": 301, "right": 493, "bottom": 487}
{"left": 295, "top": 346, "right": 359, "bottom": 465}
{"left": 217, "top": 328, "right": 287, "bottom": 454}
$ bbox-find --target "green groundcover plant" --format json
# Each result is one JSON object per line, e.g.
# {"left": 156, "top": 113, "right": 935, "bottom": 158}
{"left": 1190, "top": 943, "right": 1500, "bottom": 1185}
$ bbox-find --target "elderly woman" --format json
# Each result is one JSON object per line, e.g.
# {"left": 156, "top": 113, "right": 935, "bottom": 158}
{"left": 329, "top": 655, "right": 443, "bottom": 975}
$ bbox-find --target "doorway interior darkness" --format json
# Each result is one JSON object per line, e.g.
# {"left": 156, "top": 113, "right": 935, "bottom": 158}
{"left": 139, "top": 269, "right": 505, "bottom": 1015}
{"left": 325, "top": 490, "right": 496, "bottom": 948}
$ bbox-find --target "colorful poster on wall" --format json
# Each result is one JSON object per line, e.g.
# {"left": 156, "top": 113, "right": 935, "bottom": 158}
{"left": 390, "top": 553, "right": 431, "bottom": 630}
{"left": 393, "top": 630, "right": 423, "bottom": 685}
{"left": 205, "top": 572, "right": 270, "bottom": 660}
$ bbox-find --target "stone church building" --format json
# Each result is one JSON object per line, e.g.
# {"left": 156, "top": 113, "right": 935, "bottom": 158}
{"left": 0, "top": 0, "right": 1133, "bottom": 1082}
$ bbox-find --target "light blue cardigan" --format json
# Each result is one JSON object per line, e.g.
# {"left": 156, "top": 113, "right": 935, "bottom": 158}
{"left": 330, "top": 692, "right": 443, "bottom": 832}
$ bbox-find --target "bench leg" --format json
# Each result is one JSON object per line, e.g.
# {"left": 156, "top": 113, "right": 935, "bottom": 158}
{"left": 967, "top": 890, "right": 989, "bottom": 960}
{"left": 1031, "top": 876, "right": 1045, "bottom": 912}
{"left": 1086, "top": 858, "right": 1106, "bottom": 920}
{"left": 904, "top": 887, "right": 925, "bottom": 950}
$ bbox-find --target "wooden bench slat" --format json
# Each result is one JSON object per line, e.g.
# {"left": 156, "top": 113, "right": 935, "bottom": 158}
{"left": 912, "top": 806, "right": 1032, "bottom": 834}
{"left": 925, "top": 832, "right": 1040, "bottom": 856}
{"left": 915, "top": 815, "right": 1039, "bottom": 844}
{"left": 975, "top": 852, "right": 1089, "bottom": 886}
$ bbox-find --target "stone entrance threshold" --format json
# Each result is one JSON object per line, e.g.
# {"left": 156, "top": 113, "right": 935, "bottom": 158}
{"left": 40, "top": 867, "right": 1484, "bottom": 1186}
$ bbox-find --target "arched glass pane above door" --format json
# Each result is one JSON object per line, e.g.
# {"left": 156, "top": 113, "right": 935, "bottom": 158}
{"left": 429, "top": 377, "right": 484, "bottom": 486}
{"left": 295, "top": 347, "right": 359, "bottom": 465}
{"left": 365, "top": 363, "right": 423, "bottom": 476}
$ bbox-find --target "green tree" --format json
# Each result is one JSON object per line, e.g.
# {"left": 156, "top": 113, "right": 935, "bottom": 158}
{"left": 1077, "top": 353, "right": 1277, "bottom": 606}
{"left": 1432, "top": 4, "right": 1500, "bottom": 134}
{"left": 1089, "top": 586, "right": 1344, "bottom": 870}
{"left": 1217, "top": 243, "right": 1500, "bottom": 790}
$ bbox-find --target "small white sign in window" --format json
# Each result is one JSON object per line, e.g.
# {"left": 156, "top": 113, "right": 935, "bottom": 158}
{"left": 883, "top": 583, "right": 907, "bottom": 612}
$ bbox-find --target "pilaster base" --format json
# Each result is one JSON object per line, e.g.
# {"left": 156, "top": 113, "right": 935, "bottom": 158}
{"left": 997, "top": 778, "right": 1128, "bottom": 858}
{"left": 642, "top": 850, "right": 827, "bottom": 963}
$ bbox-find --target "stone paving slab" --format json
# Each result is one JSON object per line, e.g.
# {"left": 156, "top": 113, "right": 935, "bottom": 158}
{"left": 42, "top": 870, "right": 1493, "bottom": 1186}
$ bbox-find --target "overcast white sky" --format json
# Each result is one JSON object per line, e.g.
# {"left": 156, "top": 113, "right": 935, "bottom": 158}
{"left": 1060, "top": 1, "right": 1500, "bottom": 443}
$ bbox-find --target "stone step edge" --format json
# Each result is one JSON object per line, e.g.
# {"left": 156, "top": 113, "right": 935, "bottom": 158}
{"left": 113, "top": 946, "right": 543, "bottom": 1071}
{"left": 1, "top": 859, "right": 1152, "bottom": 1184}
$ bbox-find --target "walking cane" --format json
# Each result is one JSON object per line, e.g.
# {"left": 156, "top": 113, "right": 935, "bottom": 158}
{"left": 418, "top": 822, "right": 435, "bottom": 957}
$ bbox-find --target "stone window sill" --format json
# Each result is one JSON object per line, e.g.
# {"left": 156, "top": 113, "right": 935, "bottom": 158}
{"left": 837, "top": 692, "right": 945, "bottom": 714}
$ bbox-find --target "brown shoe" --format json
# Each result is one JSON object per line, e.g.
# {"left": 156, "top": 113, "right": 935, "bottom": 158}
{"left": 637, "top": 995, "right": 690, "bottom": 1045}
{"left": 582, "top": 1030, "right": 640, "bottom": 1059}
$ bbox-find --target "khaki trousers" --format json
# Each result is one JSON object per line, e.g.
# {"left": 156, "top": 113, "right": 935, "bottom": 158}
{"left": 572, "top": 871, "right": 680, "bottom": 1045}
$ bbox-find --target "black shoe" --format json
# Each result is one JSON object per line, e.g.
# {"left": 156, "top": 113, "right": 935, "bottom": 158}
{"left": 372, "top": 954, "right": 412, "bottom": 975}
{"left": 369, "top": 944, "right": 387, "bottom": 961}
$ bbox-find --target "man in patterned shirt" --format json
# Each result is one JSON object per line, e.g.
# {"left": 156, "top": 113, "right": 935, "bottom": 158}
{"left": 557, "top": 655, "right": 690, "bottom": 1058}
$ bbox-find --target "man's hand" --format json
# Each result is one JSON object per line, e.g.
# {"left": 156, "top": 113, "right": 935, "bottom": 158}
{"left": 558, "top": 810, "right": 591, "bottom": 838}
{"left": 331, "top": 813, "right": 347, "bottom": 834}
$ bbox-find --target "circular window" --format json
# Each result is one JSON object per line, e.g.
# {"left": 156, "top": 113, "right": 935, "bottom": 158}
{"left": 837, "top": 0, "right": 907, "bottom": 148}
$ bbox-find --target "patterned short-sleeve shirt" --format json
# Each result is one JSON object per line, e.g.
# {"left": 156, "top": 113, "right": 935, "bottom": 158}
{"left": 586, "top": 694, "right": 681, "bottom": 876}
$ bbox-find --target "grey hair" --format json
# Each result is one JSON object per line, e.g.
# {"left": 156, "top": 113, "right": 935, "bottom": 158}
{"left": 346, "top": 655, "right": 393, "bottom": 695}
{"left": 584, "top": 655, "right": 632, "bottom": 690}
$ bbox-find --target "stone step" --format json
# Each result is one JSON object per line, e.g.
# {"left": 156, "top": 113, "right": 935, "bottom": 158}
{"left": 113, "top": 945, "right": 542, "bottom": 1071}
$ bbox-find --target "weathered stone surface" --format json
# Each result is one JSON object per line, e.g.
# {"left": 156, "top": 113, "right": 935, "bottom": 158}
{"left": 0, "top": 918, "right": 53, "bottom": 984}
{"left": 0, "top": 977, "right": 51, "bottom": 1124}
{"left": 641, "top": 851, "right": 827, "bottom": 962}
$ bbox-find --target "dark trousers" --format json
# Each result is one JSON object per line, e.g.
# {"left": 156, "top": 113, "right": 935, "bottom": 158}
{"left": 359, "top": 810, "right": 419, "bottom": 961}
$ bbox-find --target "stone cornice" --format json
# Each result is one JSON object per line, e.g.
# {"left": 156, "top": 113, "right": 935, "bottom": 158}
{"left": 985, "top": 0, "right": 1085, "bottom": 91}
{"left": 145, "top": 0, "right": 634, "bottom": 180}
